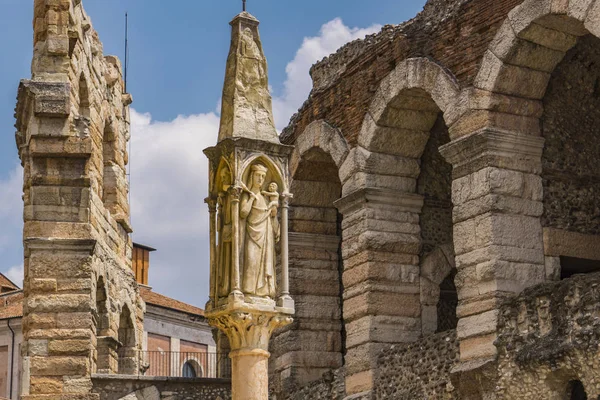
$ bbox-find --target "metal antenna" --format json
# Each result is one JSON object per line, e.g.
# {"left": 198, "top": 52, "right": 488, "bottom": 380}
{"left": 124, "top": 12, "right": 129, "bottom": 93}
{"left": 243, "top": 0, "right": 246, "bottom": 12}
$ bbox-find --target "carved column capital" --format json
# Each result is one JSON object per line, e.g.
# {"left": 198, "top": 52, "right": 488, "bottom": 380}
{"left": 209, "top": 309, "right": 293, "bottom": 352}
{"left": 280, "top": 192, "right": 293, "bottom": 207}
{"left": 205, "top": 197, "right": 217, "bottom": 212}
{"left": 228, "top": 185, "right": 243, "bottom": 201}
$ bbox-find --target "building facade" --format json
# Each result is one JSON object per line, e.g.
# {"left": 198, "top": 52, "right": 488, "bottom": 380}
{"left": 10, "top": 0, "right": 600, "bottom": 399}
{"left": 0, "top": 244, "right": 216, "bottom": 399}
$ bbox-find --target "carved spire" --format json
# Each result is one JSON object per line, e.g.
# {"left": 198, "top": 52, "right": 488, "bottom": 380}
{"left": 217, "top": 11, "right": 279, "bottom": 143}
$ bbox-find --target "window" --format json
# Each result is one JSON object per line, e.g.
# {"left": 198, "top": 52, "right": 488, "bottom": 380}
{"left": 182, "top": 361, "right": 197, "bottom": 378}
{"left": 560, "top": 257, "right": 600, "bottom": 280}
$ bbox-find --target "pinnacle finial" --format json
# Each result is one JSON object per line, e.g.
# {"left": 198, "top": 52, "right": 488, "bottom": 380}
{"left": 243, "top": 0, "right": 246, "bottom": 12}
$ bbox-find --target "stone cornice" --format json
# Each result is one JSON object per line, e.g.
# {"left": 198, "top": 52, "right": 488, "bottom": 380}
{"left": 439, "top": 129, "right": 545, "bottom": 178}
{"left": 334, "top": 187, "right": 424, "bottom": 215}
{"left": 24, "top": 238, "right": 97, "bottom": 255}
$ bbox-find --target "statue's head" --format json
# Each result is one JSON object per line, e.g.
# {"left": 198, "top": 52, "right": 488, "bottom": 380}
{"left": 250, "top": 163, "right": 268, "bottom": 189}
{"left": 268, "top": 182, "right": 278, "bottom": 193}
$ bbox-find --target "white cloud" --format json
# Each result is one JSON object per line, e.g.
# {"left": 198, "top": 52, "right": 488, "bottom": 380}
{"left": 129, "top": 109, "right": 219, "bottom": 305}
{"left": 0, "top": 164, "right": 24, "bottom": 281}
{"left": 5, "top": 264, "right": 23, "bottom": 288}
{"left": 272, "top": 18, "right": 381, "bottom": 130}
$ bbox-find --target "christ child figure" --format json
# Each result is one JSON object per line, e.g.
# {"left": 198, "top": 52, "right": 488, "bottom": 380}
{"left": 262, "top": 182, "right": 280, "bottom": 213}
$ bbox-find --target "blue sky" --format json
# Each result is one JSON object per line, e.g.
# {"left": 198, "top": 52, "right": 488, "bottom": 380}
{"left": 0, "top": 0, "right": 426, "bottom": 306}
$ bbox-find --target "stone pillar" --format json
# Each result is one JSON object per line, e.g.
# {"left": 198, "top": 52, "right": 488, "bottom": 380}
{"left": 204, "top": 9, "right": 294, "bottom": 400}
{"left": 212, "top": 311, "right": 290, "bottom": 400}
{"left": 440, "top": 128, "right": 546, "bottom": 370}
{"left": 335, "top": 187, "right": 423, "bottom": 395}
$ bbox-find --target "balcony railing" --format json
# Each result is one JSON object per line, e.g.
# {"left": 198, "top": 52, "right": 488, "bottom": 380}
{"left": 118, "top": 350, "right": 231, "bottom": 379}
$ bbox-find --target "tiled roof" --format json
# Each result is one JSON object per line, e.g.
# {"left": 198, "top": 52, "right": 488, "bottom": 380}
{"left": 0, "top": 280, "right": 205, "bottom": 320}
{"left": 139, "top": 286, "right": 205, "bottom": 317}
{"left": 0, "top": 274, "right": 19, "bottom": 292}
{"left": 0, "top": 291, "right": 24, "bottom": 320}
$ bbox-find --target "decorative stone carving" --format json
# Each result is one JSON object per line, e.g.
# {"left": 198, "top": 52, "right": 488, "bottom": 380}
{"left": 204, "top": 8, "right": 294, "bottom": 400}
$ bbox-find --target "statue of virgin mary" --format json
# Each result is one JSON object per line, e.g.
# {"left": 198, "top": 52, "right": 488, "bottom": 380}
{"left": 239, "top": 163, "right": 280, "bottom": 297}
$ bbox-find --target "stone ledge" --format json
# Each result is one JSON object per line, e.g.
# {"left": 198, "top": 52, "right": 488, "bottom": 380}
{"left": 91, "top": 374, "right": 231, "bottom": 384}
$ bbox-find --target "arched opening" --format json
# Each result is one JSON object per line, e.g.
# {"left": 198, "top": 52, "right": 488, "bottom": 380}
{"left": 182, "top": 360, "right": 203, "bottom": 378}
{"left": 415, "top": 110, "right": 456, "bottom": 335}
{"left": 568, "top": 380, "right": 588, "bottom": 400}
{"left": 95, "top": 277, "right": 115, "bottom": 373}
{"left": 95, "top": 277, "right": 109, "bottom": 336}
{"left": 270, "top": 142, "right": 344, "bottom": 393}
{"left": 76, "top": 73, "right": 91, "bottom": 138}
{"left": 540, "top": 33, "right": 600, "bottom": 280}
{"left": 117, "top": 305, "right": 137, "bottom": 374}
{"left": 102, "top": 119, "right": 118, "bottom": 212}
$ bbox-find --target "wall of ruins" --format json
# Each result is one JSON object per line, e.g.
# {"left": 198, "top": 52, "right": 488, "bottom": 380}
{"left": 278, "top": 0, "right": 600, "bottom": 398}
{"left": 493, "top": 272, "right": 600, "bottom": 400}
{"left": 14, "top": 1, "right": 143, "bottom": 399}
{"left": 91, "top": 376, "right": 231, "bottom": 400}
{"left": 540, "top": 33, "right": 600, "bottom": 280}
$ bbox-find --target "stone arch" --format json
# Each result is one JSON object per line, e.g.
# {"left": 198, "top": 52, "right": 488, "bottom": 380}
{"left": 475, "top": 0, "right": 600, "bottom": 281}
{"left": 290, "top": 120, "right": 350, "bottom": 180}
{"left": 270, "top": 120, "right": 347, "bottom": 395}
{"left": 117, "top": 303, "right": 137, "bottom": 374}
{"left": 475, "top": 0, "right": 599, "bottom": 101}
{"left": 358, "top": 57, "right": 459, "bottom": 157}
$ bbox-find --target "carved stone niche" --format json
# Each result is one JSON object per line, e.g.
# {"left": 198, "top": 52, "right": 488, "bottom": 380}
{"left": 204, "top": 137, "right": 294, "bottom": 315}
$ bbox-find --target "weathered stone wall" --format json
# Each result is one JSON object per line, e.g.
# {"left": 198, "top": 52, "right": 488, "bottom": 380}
{"left": 541, "top": 34, "right": 600, "bottom": 235}
{"left": 15, "top": 1, "right": 143, "bottom": 399}
{"left": 417, "top": 115, "right": 453, "bottom": 255}
{"left": 494, "top": 272, "right": 600, "bottom": 399}
{"left": 282, "top": 0, "right": 525, "bottom": 146}
{"left": 91, "top": 375, "right": 231, "bottom": 400}
{"left": 373, "top": 330, "right": 459, "bottom": 400}
{"left": 271, "top": 368, "right": 345, "bottom": 400}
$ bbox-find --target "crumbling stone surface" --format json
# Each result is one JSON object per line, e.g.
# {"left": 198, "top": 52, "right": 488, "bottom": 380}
{"left": 15, "top": 1, "right": 143, "bottom": 399}
{"left": 373, "top": 331, "right": 459, "bottom": 400}
{"left": 541, "top": 34, "right": 600, "bottom": 235}
{"left": 270, "top": 368, "right": 345, "bottom": 400}
{"left": 494, "top": 272, "right": 600, "bottom": 398}
{"left": 281, "top": 0, "right": 523, "bottom": 146}
{"left": 91, "top": 375, "right": 231, "bottom": 400}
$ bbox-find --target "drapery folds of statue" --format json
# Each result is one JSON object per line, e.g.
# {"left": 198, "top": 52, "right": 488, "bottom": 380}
{"left": 240, "top": 163, "right": 280, "bottom": 297}
{"left": 216, "top": 162, "right": 280, "bottom": 299}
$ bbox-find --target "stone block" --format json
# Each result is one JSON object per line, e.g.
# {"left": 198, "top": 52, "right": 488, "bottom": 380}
{"left": 456, "top": 310, "right": 499, "bottom": 340}
{"left": 343, "top": 262, "right": 419, "bottom": 288}
{"left": 346, "top": 315, "right": 420, "bottom": 348}
{"left": 343, "top": 290, "right": 421, "bottom": 322}
{"left": 27, "top": 294, "right": 91, "bottom": 313}
{"left": 458, "top": 333, "right": 498, "bottom": 361}
{"left": 28, "top": 339, "right": 49, "bottom": 357}
{"left": 48, "top": 340, "right": 91, "bottom": 356}
{"left": 30, "top": 356, "right": 89, "bottom": 376}
{"left": 30, "top": 278, "right": 57, "bottom": 293}
{"left": 62, "top": 377, "right": 93, "bottom": 394}
{"left": 30, "top": 377, "right": 63, "bottom": 395}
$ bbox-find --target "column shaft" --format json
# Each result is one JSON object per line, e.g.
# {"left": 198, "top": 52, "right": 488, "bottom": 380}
{"left": 231, "top": 349, "right": 270, "bottom": 400}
